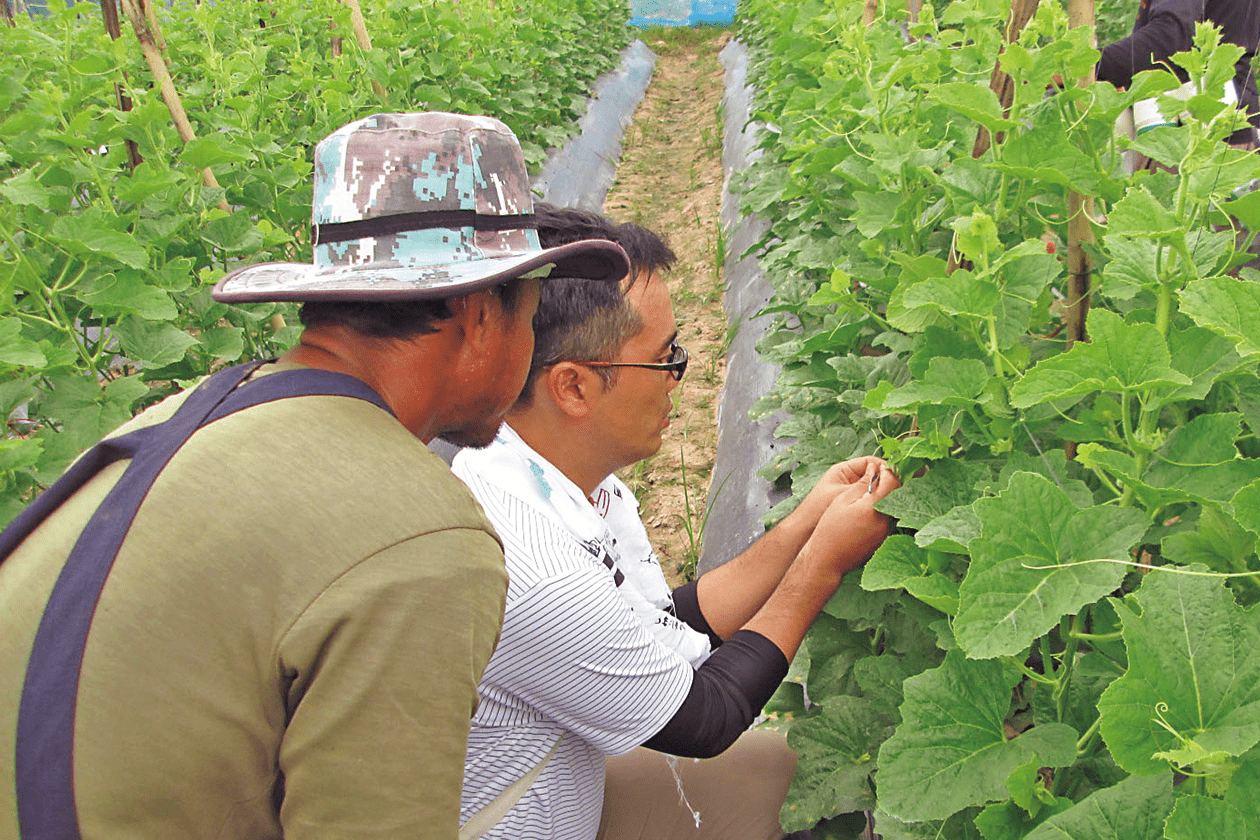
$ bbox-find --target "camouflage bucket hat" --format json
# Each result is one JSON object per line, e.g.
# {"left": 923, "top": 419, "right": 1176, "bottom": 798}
{"left": 213, "top": 112, "right": 629, "bottom": 303}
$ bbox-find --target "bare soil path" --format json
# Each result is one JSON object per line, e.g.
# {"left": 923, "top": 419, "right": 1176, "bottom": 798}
{"left": 602, "top": 27, "right": 732, "bottom": 585}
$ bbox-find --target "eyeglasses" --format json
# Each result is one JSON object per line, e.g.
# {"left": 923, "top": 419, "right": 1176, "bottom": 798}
{"left": 578, "top": 340, "right": 689, "bottom": 382}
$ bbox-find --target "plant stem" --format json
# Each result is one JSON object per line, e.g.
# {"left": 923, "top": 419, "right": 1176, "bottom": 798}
{"left": 1154, "top": 279, "right": 1173, "bottom": 339}
{"left": 1053, "top": 614, "right": 1082, "bottom": 723}
{"left": 1008, "top": 655, "right": 1057, "bottom": 685}
{"left": 1075, "top": 714, "right": 1102, "bottom": 755}
{"left": 1069, "top": 630, "right": 1122, "bottom": 642}
{"left": 987, "top": 315, "right": 1004, "bottom": 376}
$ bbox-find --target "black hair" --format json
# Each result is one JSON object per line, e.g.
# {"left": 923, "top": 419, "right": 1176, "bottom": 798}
{"left": 298, "top": 275, "right": 528, "bottom": 339}
{"left": 533, "top": 203, "right": 677, "bottom": 288}
{"left": 514, "top": 203, "right": 676, "bottom": 404}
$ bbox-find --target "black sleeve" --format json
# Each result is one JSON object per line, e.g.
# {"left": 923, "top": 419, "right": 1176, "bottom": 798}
{"left": 1097, "top": 0, "right": 1199, "bottom": 90}
{"left": 642, "top": 630, "right": 788, "bottom": 759}
{"left": 671, "top": 581, "right": 724, "bottom": 649}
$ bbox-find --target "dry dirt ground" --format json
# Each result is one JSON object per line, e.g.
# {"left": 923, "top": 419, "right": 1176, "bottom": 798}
{"left": 601, "top": 27, "right": 733, "bottom": 586}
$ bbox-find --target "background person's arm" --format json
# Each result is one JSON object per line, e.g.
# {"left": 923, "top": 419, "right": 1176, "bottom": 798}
{"left": 1097, "top": 0, "right": 1199, "bottom": 89}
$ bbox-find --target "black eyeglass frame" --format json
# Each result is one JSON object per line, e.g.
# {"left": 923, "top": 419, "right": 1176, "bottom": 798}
{"left": 573, "top": 340, "right": 689, "bottom": 382}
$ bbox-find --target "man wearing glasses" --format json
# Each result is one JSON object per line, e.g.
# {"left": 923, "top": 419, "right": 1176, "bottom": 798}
{"left": 451, "top": 205, "right": 898, "bottom": 840}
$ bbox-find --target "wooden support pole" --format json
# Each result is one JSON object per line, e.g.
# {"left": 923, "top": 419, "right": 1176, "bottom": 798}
{"left": 340, "top": 0, "right": 388, "bottom": 100}
{"left": 101, "top": 0, "right": 144, "bottom": 172}
{"left": 863, "top": 0, "right": 880, "bottom": 28}
{"left": 1064, "top": 0, "right": 1096, "bottom": 349}
{"left": 973, "top": 0, "right": 1042, "bottom": 159}
{"left": 906, "top": 0, "right": 921, "bottom": 24}
{"left": 1, "top": 0, "right": 15, "bottom": 28}
{"left": 119, "top": 0, "right": 231, "bottom": 212}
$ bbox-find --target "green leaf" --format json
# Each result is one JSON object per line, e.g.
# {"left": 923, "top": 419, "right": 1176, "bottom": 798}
{"left": 915, "top": 506, "right": 982, "bottom": 555}
{"left": 1097, "top": 569, "right": 1260, "bottom": 775}
{"left": 114, "top": 162, "right": 185, "bottom": 204}
{"left": 995, "top": 110, "right": 1103, "bottom": 196}
{"left": 1234, "top": 480, "right": 1260, "bottom": 537}
{"left": 975, "top": 798, "right": 1073, "bottom": 840}
{"left": 49, "top": 209, "right": 149, "bottom": 269}
{"left": 1021, "top": 772, "right": 1174, "bottom": 839}
{"left": 1225, "top": 748, "right": 1260, "bottom": 840}
{"left": 861, "top": 536, "right": 960, "bottom": 615}
{"left": 874, "top": 459, "right": 991, "bottom": 530}
{"left": 804, "top": 612, "right": 873, "bottom": 701}
{"left": 1222, "top": 187, "right": 1260, "bottom": 231}
{"left": 0, "top": 318, "right": 47, "bottom": 368}
{"left": 1181, "top": 275, "right": 1260, "bottom": 357}
{"left": 38, "top": 372, "right": 131, "bottom": 452}
{"left": 873, "top": 806, "right": 986, "bottom": 840}
{"left": 875, "top": 358, "right": 990, "bottom": 411}
{"left": 822, "top": 571, "right": 900, "bottom": 625}
{"left": 198, "top": 326, "right": 246, "bottom": 361}
{"left": 929, "top": 83, "right": 1017, "bottom": 135}
{"left": 891, "top": 270, "right": 1000, "bottom": 326}
{"left": 1163, "top": 506, "right": 1257, "bottom": 576}
{"left": 1140, "top": 413, "right": 1260, "bottom": 506}
{"left": 112, "top": 316, "right": 198, "bottom": 369}
{"left": 79, "top": 272, "right": 178, "bottom": 320}
{"left": 781, "top": 696, "right": 892, "bottom": 830}
{"left": 1010, "top": 309, "right": 1191, "bottom": 408}
{"left": 201, "top": 213, "right": 265, "bottom": 254}
{"left": 0, "top": 437, "right": 43, "bottom": 473}
{"left": 876, "top": 651, "right": 1077, "bottom": 822}
{"left": 1164, "top": 795, "right": 1247, "bottom": 840}
{"left": 952, "top": 212, "right": 1000, "bottom": 266}
{"left": 0, "top": 169, "right": 51, "bottom": 208}
{"left": 181, "top": 134, "right": 256, "bottom": 169}
{"left": 1154, "top": 325, "right": 1246, "bottom": 406}
{"left": 853, "top": 192, "right": 904, "bottom": 238}
{"left": 1106, "top": 185, "right": 1182, "bottom": 241}
{"left": 1100, "top": 234, "right": 1158, "bottom": 300}
{"left": 955, "top": 472, "right": 1147, "bottom": 659}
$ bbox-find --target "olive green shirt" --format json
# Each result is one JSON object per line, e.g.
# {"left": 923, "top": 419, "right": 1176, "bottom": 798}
{"left": 0, "top": 369, "right": 507, "bottom": 838}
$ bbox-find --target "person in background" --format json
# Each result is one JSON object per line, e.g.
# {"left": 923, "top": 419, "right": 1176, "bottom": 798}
{"left": 0, "top": 113, "right": 627, "bottom": 839}
{"left": 452, "top": 204, "right": 898, "bottom": 840}
{"left": 1097, "top": 0, "right": 1260, "bottom": 147}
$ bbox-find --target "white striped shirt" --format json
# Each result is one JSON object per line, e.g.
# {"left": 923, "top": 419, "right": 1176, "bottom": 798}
{"left": 452, "top": 426, "right": 703, "bottom": 840}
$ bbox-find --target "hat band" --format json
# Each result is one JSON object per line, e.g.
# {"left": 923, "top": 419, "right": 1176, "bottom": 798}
{"left": 312, "top": 210, "right": 536, "bottom": 246}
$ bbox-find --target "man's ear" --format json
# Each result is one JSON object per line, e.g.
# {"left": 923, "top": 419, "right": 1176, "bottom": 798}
{"left": 543, "top": 362, "right": 601, "bottom": 419}
{"left": 445, "top": 289, "right": 498, "bottom": 347}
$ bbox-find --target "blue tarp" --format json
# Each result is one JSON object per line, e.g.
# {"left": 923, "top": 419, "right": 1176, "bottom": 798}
{"left": 629, "top": 0, "right": 736, "bottom": 26}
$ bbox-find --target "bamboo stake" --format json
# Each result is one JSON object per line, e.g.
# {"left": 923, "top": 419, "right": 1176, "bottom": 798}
{"left": 143, "top": 0, "right": 168, "bottom": 59}
{"left": 101, "top": 0, "right": 144, "bottom": 172}
{"left": 863, "top": 0, "right": 879, "bottom": 28}
{"left": 340, "top": 0, "right": 388, "bottom": 99}
{"left": 119, "top": 0, "right": 230, "bottom": 212}
{"left": 973, "top": 0, "right": 1041, "bottom": 159}
{"left": 1064, "top": 0, "right": 1096, "bottom": 349}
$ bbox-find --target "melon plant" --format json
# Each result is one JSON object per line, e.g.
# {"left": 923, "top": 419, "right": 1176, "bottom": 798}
{"left": 735, "top": 0, "right": 1260, "bottom": 836}
{"left": 0, "top": 0, "right": 631, "bottom": 523}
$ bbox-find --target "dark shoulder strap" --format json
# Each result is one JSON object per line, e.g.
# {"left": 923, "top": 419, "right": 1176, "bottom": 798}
{"left": 12, "top": 363, "right": 392, "bottom": 840}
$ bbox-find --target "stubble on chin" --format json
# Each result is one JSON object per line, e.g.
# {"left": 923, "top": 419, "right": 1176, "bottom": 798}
{"left": 437, "top": 420, "right": 503, "bottom": 450}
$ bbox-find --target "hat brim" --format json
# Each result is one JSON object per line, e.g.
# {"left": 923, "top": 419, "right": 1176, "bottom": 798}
{"left": 211, "top": 239, "right": 630, "bottom": 304}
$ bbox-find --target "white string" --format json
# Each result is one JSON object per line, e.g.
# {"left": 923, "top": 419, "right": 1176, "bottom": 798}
{"left": 1020, "top": 558, "right": 1260, "bottom": 579}
{"left": 664, "top": 755, "right": 703, "bottom": 829}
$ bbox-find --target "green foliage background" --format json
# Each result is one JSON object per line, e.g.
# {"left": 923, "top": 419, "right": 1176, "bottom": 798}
{"left": 0, "top": 0, "right": 631, "bottom": 524}
{"left": 735, "top": 0, "right": 1260, "bottom": 837}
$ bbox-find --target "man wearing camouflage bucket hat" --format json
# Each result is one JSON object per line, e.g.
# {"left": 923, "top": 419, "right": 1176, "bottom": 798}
{"left": 0, "top": 111, "right": 628, "bottom": 840}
